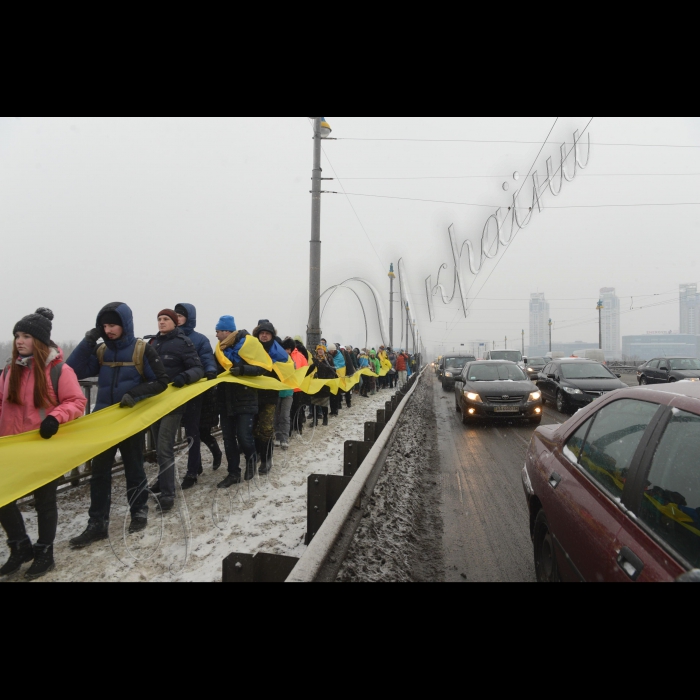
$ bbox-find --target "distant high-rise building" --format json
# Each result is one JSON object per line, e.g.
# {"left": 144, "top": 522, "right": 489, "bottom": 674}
{"left": 600, "top": 287, "right": 621, "bottom": 359}
{"left": 680, "top": 283, "right": 699, "bottom": 335}
{"left": 529, "top": 293, "right": 550, "bottom": 355}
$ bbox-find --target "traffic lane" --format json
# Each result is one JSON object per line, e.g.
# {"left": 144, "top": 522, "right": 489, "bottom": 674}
{"left": 435, "top": 380, "right": 559, "bottom": 583}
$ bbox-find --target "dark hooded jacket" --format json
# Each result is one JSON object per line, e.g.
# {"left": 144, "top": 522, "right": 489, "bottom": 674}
{"left": 150, "top": 328, "right": 204, "bottom": 385}
{"left": 253, "top": 322, "right": 288, "bottom": 406}
{"left": 67, "top": 302, "right": 170, "bottom": 412}
{"left": 175, "top": 303, "right": 217, "bottom": 376}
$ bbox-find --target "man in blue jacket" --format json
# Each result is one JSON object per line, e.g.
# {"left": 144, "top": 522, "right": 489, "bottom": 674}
{"left": 67, "top": 302, "right": 170, "bottom": 548}
{"left": 175, "top": 304, "right": 218, "bottom": 490}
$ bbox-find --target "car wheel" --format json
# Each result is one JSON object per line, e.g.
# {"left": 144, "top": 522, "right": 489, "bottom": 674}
{"left": 534, "top": 510, "right": 560, "bottom": 583}
{"left": 556, "top": 391, "right": 567, "bottom": 414}
{"left": 640, "top": 376, "right": 648, "bottom": 386}
{"left": 669, "top": 378, "right": 677, "bottom": 383}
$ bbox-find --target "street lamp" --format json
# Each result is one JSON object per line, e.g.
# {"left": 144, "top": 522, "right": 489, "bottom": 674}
{"left": 388, "top": 263, "right": 396, "bottom": 348}
{"left": 306, "top": 116, "right": 333, "bottom": 350}
{"left": 597, "top": 300, "right": 604, "bottom": 350}
{"left": 549, "top": 319, "right": 553, "bottom": 353}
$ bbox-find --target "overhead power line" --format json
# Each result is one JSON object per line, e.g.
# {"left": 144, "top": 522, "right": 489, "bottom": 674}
{"left": 337, "top": 138, "right": 700, "bottom": 149}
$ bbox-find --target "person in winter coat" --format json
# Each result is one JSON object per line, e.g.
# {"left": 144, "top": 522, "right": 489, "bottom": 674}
{"left": 327, "top": 344, "right": 346, "bottom": 417}
{"left": 387, "top": 348, "right": 398, "bottom": 389}
{"left": 308, "top": 346, "right": 337, "bottom": 426}
{"left": 68, "top": 302, "right": 170, "bottom": 549}
{"left": 275, "top": 338, "right": 298, "bottom": 449}
{"left": 215, "top": 316, "right": 262, "bottom": 487}
{"left": 341, "top": 346, "right": 356, "bottom": 408}
{"left": 148, "top": 310, "right": 204, "bottom": 511}
{"left": 252, "top": 321, "right": 288, "bottom": 475}
{"left": 291, "top": 338, "right": 311, "bottom": 435}
{"left": 175, "top": 304, "right": 219, "bottom": 490}
{"left": 369, "top": 351, "right": 381, "bottom": 395}
{"left": 0, "top": 309, "right": 87, "bottom": 580}
{"left": 396, "top": 350, "right": 410, "bottom": 387}
{"left": 198, "top": 383, "right": 222, "bottom": 470}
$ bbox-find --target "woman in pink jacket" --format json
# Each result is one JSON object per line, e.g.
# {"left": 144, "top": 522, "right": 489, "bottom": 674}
{"left": 0, "top": 309, "right": 87, "bottom": 581}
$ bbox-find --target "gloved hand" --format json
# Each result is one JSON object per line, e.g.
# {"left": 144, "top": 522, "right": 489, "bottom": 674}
{"left": 206, "top": 372, "right": 218, "bottom": 381}
{"left": 242, "top": 366, "right": 264, "bottom": 377}
{"left": 39, "top": 416, "right": 60, "bottom": 440}
{"left": 120, "top": 394, "right": 136, "bottom": 409}
{"left": 85, "top": 328, "right": 102, "bottom": 345}
{"left": 230, "top": 367, "right": 243, "bottom": 377}
{"left": 172, "top": 375, "right": 187, "bottom": 389}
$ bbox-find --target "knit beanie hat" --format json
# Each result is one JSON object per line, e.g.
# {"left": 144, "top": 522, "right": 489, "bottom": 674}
{"left": 158, "top": 309, "right": 179, "bottom": 326}
{"left": 254, "top": 321, "right": 277, "bottom": 338}
{"left": 174, "top": 304, "right": 189, "bottom": 320}
{"left": 216, "top": 316, "right": 237, "bottom": 332}
{"left": 99, "top": 309, "right": 123, "bottom": 327}
{"left": 281, "top": 338, "right": 296, "bottom": 352}
{"left": 13, "top": 308, "right": 54, "bottom": 347}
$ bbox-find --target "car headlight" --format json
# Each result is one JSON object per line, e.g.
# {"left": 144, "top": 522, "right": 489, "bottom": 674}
{"left": 466, "top": 392, "right": 483, "bottom": 403}
{"left": 527, "top": 367, "right": 536, "bottom": 373}
{"left": 562, "top": 387, "right": 583, "bottom": 395}
{"left": 529, "top": 392, "right": 542, "bottom": 402}
{"left": 445, "top": 372, "right": 453, "bottom": 378}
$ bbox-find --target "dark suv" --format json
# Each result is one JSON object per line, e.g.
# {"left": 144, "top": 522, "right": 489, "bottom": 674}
{"left": 637, "top": 357, "right": 700, "bottom": 385}
{"left": 439, "top": 355, "right": 476, "bottom": 391}
{"left": 537, "top": 360, "right": 627, "bottom": 414}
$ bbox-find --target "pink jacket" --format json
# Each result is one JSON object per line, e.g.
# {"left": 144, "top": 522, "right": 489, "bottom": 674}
{"left": 0, "top": 347, "right": 87, "bottom": 438}
{"left": 291, "top": 348, "right": 309, "bottom": 393}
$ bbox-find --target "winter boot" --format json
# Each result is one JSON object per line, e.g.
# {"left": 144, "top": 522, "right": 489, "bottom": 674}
{"left": 212, "top": 446, "right": 223, "bottom": 471}
{"left": 245, "top": 457, "right": 258, "bottom": 482}
{"left": 181, "top": 475, "right": 198, "bottom": 491}
{"left": 25, "top": 545, "right": 55, "bottom": 581}
{"left": 129, "top": 516, "right": 148, "bottom": 534}
{"left": 70, "top": 523, "right": 108, "bottom": 550}
{"left": 218, "top": 473, "right": 242, "bottom": 489}
{"left": 156, "top": 499, "right": 174, "bottom": 513}
{"left": 322, "top": 409, "right": 329, "bottom": 427}
{"left": 0, "top": 537, "right": 34, "bottom": 577}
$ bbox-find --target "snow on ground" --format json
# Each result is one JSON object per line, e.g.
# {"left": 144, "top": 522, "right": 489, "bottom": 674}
{"left": 1, "top": 391, "right": 391, "bottom": 583}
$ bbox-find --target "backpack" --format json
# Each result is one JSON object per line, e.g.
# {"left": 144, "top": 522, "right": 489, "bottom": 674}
{"left": 3, "top": 362, "right": 65, "bottom": 402}
{"left": 96, "top": 339, "right": 147, "bottom": 378}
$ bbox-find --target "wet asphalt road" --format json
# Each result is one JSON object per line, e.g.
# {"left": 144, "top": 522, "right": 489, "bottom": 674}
{"left": 434, "top": 373, "right": 639, "bottom": 582}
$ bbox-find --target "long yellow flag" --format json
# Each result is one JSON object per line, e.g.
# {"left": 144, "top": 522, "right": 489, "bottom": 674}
{"left": 0, "top": 347, "right": 386, "bottom": 508}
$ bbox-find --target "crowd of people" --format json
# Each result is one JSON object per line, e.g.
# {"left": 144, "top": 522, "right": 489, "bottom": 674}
{"left": 0, "top": 303, "right": 416, "bottom": 581}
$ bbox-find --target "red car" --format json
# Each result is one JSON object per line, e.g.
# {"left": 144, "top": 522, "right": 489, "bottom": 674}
{"left": 523, "top": 382, "right": 700, "bottom": 582}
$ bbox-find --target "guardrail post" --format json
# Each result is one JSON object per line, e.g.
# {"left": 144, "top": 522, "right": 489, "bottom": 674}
{"left": 364, "top": 422, "right": 377, "bottom": 443}
{"left": 223, "top": 552, "right": 299, "bottom": 583}
{"left": 305, "top": 474, "right": 354, "bottom": 544}
{"left": 376, "top": 409, "right": 386, "bottom": 435}
{"left": 385, "top": 401, "right": 393, "bottom": 422}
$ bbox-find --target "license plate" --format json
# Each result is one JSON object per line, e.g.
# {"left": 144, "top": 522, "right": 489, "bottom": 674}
{"left": 494, "top": 406, "right": 520, "bottom": 414}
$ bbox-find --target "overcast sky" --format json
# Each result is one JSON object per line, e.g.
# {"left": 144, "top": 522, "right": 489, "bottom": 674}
{"left": 1, "top": 116, "right": 698, "bottom": 356}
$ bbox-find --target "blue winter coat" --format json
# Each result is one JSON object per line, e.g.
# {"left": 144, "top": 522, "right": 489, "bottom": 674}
{"left": 176, "top": 303, "right": 217, "bottom": 376}
{"left": 67, "top": 302, "right": 169, "bottom": 412}
{"left": 332, "top": 351, "right": 346, "bottom": 371}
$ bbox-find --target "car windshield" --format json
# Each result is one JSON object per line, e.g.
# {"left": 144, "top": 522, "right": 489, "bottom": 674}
{"left": 445, "top": 358, "right": 470, "bottom": 370}
{"left": 489, "top": 351, "right": 522, "bottom": 363}
{"left": 528, "top": 358, "right": 547, "bottom": 365}
{"left": 561, "top": 363, "right": 614, "bottom": 380}
{"left": 469, "top": 364, "right": 528, "bottom": 382}
{"left": 669, "top": 358, "right": 700, "bottom": 371}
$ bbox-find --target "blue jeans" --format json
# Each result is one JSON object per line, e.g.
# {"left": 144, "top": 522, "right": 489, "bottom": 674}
{"left": 221, "top": 413, "right": 256, "bottom": 476}
{"left": 151, "top": 410, "right": 184, "bottom": 502}
{"left": 89, "top": 432, "right": 149, "bottom": 526}
{"left": 183, "top": 396, "right": 203, "bottom": 478}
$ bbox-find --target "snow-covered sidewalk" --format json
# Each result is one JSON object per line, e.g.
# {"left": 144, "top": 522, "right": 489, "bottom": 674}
{"left": 2, "top": 391, "right": 391, "bottom": 583}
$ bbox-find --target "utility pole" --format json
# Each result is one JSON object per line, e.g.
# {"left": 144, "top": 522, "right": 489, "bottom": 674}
{"left": 388, "top": 263, "right": 396, "bottom": 348}
{"left": 597, "top": 300, "right": 604, "bottom": 350}
{"left": 549, "top": 319, "right": 553, "bottom": 353}
{"left": 522, "top": 330, "right": 525, "bottom": 356}
{"left": 406, "top": 303, "right": 411, "bottom": 353}
{"left": 306, "top": 117, "right": 331, "bottom": 351}
{"left": 505, "top": 336, "right": 508, "bottom": 350}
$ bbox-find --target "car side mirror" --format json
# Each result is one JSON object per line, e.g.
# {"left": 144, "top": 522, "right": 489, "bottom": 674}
{"left": 548, "top": 374, "right": 557, "bottom": 380}
{"left": 455, "top": 378, "right": 464, "bottom": 385}
{"left": 616, "top": 374, "right": 622, "bottom": 379}
{"left": 661, "top": 366, "right": 670, "bottom": 372}
{"left": 676, "top": 570, "right": 700, "bottom": 583}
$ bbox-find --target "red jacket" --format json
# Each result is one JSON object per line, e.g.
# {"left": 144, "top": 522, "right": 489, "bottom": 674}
{"left": 396, "top": 353, "right": 409, "bottom": 372}
{"left": 291, "top": 348, "right": 309, "bottom": 393}
{"left": 0, "top": 347, "right": 87, "bottom": 437}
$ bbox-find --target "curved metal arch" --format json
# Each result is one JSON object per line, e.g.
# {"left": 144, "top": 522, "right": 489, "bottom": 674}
{"left": 319, "top": 284, "right": 369, "bottom": 350}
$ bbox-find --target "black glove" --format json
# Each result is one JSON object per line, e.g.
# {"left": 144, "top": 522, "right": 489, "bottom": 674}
{"left": 206, "top": 372, "right": 219, "bottom": 381}
{"left": 85, "top": 328, "right": 102, "bottom": 345}
{"left": 172, "top": 375, "right": 187, "bottom": 389}
{"left": 230, "top": 367, "right": 243, "bottom": 377}
{"left": 243, "top": 366, "right": 264, "bottom": 377}
{"left": 120, "top": 394, "right": 136, "bottom": 409}
{"left": 39, "top": 415, "right": 60, "bottom": 440}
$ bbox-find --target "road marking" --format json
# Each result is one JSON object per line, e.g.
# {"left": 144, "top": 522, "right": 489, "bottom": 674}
{"left": 456, "top": 472, "right": 464, "bottom": 507}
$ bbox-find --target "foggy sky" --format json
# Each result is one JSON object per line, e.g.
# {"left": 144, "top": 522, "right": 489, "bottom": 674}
{"left": 1, "top": 116, "right": 698, "bottom": 356}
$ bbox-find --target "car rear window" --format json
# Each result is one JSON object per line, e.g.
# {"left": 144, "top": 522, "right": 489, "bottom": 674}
{"left": 469, "top": 365, "right": 528, "bottom": 382}
{"left": 564, "top": 399, "right": 661, "bottom": 499}
{"left": 636, "top": 409, "right": 700, "bottom": 568}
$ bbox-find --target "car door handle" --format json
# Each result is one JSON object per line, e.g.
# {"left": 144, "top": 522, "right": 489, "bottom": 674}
{"left": 617, "top": 547, "right": 645, "bottom": 581}
{"left": 548, "top": 473, "right": 562, "bottom": 490}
